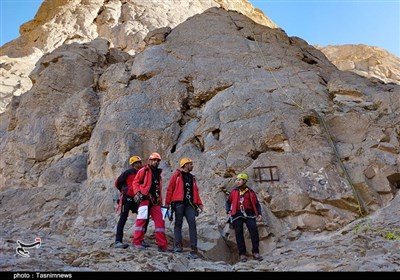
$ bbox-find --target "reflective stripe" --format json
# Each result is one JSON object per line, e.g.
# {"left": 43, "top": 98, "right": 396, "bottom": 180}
{"left": 155, "top": 228, "right": 165, "bottom": 233}
{"left": 134, "top": 226, "right": 146, "bottom": 232}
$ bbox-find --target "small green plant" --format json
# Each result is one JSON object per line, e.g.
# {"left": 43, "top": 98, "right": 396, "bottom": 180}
{"left": 382, "top": 230, "right": 400, "bottom": 240}
{"left": 353, "top": 219, "right": 400, "bottom": 240}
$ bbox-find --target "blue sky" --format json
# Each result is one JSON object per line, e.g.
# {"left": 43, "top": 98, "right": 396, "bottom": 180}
{"left": 1, "top": 0, "right": 399, "bottom": 56}
{"left": 249, "top": 0, "right": 400, "bottom": 56}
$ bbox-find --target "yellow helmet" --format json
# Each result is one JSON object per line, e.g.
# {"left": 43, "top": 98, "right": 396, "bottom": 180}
{"left": 180, "top": 157, "right": 192, "bottom": 168}
{"left": 148, "top": 152, "right": 161, "bottom": 160}
{"left": 236, "top": 173, "right": 249, "bottom": 181}
{"left": 129, "top": 156, "right": 142, "bottom": 165}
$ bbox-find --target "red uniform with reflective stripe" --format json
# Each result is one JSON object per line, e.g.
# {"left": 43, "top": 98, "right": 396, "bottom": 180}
{"left": 131, "top": 164, "right": 168, "bottom": 249}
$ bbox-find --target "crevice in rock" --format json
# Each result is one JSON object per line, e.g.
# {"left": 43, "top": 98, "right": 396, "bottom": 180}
{"left": 223, "top": 167, "right": 237, "bottom": 178}
{"left": 212, "top": 129, "right": 220, "bottom": 140}
{"left": 170, "top": 144, "right": 176, "bottom": 154}
{"left": 301, "top": 55, "right": 318, "bottom": 65}
{"left": 387, "top": 173, "right": 400, "bottom": 190}
{"left": 189, "top": 83, "right": 233, "bottom": 108}
{"left": 191, "top": 135, "right": 204, "bottom": 152}
{"left": 136, "top": 72, "right": 156, "bottom": 81}
{"left": 41, "top": 55, "right": 62, "bottom": 68}
{"left": 178, "top": 76, "right": 193, "bottom": 126}
{"left": 303, "top": 115, "right": 319, "bottom": 127}
{"left": 248, "top": 149, "right": 262, "bottom": 160}
{"left": 342, "top": 156, "right": 350, "bottom": 162}
{"left": 319, "top": 75, "right": 328, "bottom": 86}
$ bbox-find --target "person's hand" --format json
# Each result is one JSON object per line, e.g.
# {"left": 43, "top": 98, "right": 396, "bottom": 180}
{"left": 256, "top": 215, "right": 262, "bottom": 222}
{"left": 198, "top": 205, "right": 204, "bottom": 212}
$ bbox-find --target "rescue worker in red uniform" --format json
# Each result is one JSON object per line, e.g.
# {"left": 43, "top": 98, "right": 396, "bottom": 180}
{"left": 130, "top": 152, "right": 169, "bottom": 252}
{"left": 226, "top": 173, "right": 263, "bottom": 262}
{"left": 165, "top": 158, "right": 204, "bottom": 259}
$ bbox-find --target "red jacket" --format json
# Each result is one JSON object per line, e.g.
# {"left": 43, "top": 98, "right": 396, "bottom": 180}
{"left": 115, "top": 168, "right": 137, "bottom": 196}
{"left": 165, "top": 169, "right": 203, "bottom": 207}
{"left": 226, "top": 187, "right": 261, "bottom": 216}
{"left": 128, "top": 165, "right": 163, "bottom": 202}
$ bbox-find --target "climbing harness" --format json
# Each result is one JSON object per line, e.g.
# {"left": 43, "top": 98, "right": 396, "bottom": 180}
{"left": 185, "top": 183, "right": 201, "bottom": 216}
{"left": 239, "top": 187, "right": 249, "bottom": 218}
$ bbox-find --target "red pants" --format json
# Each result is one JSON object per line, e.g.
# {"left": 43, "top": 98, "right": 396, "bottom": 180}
{"left": 132, "top": 199, "right": 168, "bottom": 249}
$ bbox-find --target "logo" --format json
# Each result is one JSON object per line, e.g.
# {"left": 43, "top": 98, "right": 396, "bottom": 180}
{"left": 16, "top": 237, "right": 41, "bottom": 257}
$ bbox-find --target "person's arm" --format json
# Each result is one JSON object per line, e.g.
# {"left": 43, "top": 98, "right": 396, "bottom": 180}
{"left": 132, "top": 168, "right": 145, "bottom": 195}
{"left": 254, "top": 192, "right": 262, "bottom": 221}
{"left": 225, "top": 193, "right": 232, "bottom": 214}
{"left": 165, "top": 172, "right": 177, "bottom": 206}
{"left": 193, "top": 177, "right": 204, "bottom": 211}
{"left": 115, "top": 171, "right": 127, "bottom": 192}
{"left": 126, "top": 172, "right": 136, "bottom": 197}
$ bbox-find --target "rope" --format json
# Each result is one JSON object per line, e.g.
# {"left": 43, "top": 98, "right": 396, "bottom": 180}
{"left": 226, "top": 12, "right": 366, "bottom": 216}
{"left": 247, "top": 22, "right": 304, "bottom": 110}
{"left": 312, "top": 110, "right": 366, "bottom": 216}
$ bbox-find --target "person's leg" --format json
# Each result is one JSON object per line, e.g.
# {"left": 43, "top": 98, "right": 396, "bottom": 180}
{"left": 173, "top": 203, "right": 185, "bottom": 251}
{"left": 233, "top": 218, "right": 246, "bottom": 256}
{"left": 246, "top": 218, "right": 260, "bottom": 254}
{"left": 246, "top": 218, "right": 263, "bottom": 260}
{"left": 185, "top": 206, "right": 197, "bottom": 250}
{"left": 141, "top": 218, "right": 150, "bottom": 247}
{"left": 150, "top": 204, "right": 168, "bottom": 250}
{"left": 132, "top": 200, "right": 150, "bottom": 247}
{"left": 115, "top": 196, "right": 130, "bottom": 245}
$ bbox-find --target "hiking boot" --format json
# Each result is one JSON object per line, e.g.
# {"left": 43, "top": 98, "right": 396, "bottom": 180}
{"left": 188, "top": 250, "right": 199, "bottom": 259}
{"left": 173, "top": 246, "right": 183, "bottom": 253}
{"left": 115, "top": 241, "right": 129, "bottom": 249}
{"left": 252, "top": 253, "right": 263, "bottom": 261}
{"left": 132, "top": 244, "right": 147, "bottom": 250}
{"left": 141, "top": 240, "right": 150, "bottom": 248}
{"left": 239, "top": 255, "right": 247, "bottom": 263}
{"left": 158, "top": 246, "right": 173, "bottom": 253}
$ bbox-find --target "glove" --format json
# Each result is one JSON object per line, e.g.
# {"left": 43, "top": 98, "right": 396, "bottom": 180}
{"left": 134, "top": 192, "right": 144, "bottom": 204}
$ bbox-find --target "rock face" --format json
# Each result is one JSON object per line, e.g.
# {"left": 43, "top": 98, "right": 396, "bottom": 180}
{"left": 0, "top": 0, "right": 276, "bottom": 113}
{"left": 0, "top": 6, "right": 399, "bottom": 272}
{"left": 318, "top": 44, "right": 400, "bottom": 85}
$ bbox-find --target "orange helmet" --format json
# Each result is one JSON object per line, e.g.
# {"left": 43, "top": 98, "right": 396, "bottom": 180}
{"left": 148, "top": 152, "right": 161, "bottom": 160}
{"left": 129, "top": 156, "right": 142, "bottom": 165}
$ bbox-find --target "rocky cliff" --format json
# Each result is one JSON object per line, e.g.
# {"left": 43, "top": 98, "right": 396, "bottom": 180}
{"left": 0, "top": 3, "right": 399, "bottom": 272}
{"left": 0, "top": 0, "right": 276, "bottom": 114}
{"left": 318, "top": 44, "right": 400, "bottom": 85}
